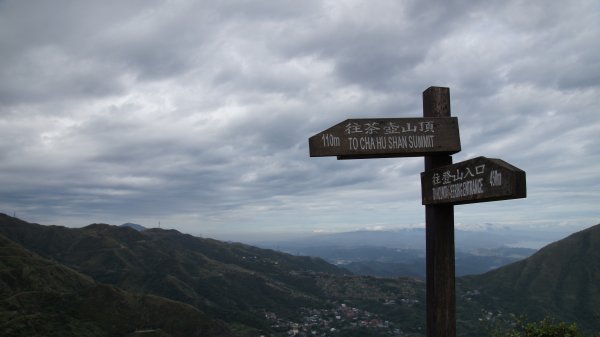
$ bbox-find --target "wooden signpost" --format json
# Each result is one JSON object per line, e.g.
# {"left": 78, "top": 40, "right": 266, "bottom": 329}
{"left": 421, "top": 156, "right": 526, "bottom": 205}
{"left": 309, "top": 117, "right": 461, "bottom": 159}
{"left": 308, "top": 86, "right": 527, "bottom": 337}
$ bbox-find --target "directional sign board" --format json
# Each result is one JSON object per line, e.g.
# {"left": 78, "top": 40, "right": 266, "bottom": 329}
{"left": 421, "top": 156, "right": 526, "bottom": 205}
{"left": 309, "top": 117, "right": 461, "bottom": 159}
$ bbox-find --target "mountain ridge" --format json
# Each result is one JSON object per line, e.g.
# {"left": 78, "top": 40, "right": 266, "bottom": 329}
{"left": 458, "top": 223, "right": 600, "bottom": 334}
{"left": 121, "top": 222, "right": 148, "bottom": 231}
{"left": 2, "top": 213, "right": 599, "bottom": 336}
{"left": 0, "top": 232, "right": 236, "bottom": 337}
{"left": 0, "top": 214, "right": 357, "bottom": 335}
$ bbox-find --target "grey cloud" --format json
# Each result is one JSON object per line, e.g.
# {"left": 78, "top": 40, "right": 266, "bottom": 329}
{"left": 269, "top": 0, "right": 491, "bottom": 91}
{"left": 0, "top": 1, "right": 161, "bottom": 105}
{"left": 0, "top": 0, "right": 598, "bottom": 236}
{"left": 0, "top": 46, "right": 128, "bottom": 105}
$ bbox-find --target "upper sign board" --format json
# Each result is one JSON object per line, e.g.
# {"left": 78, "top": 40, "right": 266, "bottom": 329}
{"left": 421, "top": 156, "right": 526, "bottom": 205}
{"left": 309, "top": 117, "right": 461, "bottom": 159}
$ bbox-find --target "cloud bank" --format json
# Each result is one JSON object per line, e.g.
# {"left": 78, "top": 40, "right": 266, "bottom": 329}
{"left": 1, "top": 0, "right": 598, "bottom": 239}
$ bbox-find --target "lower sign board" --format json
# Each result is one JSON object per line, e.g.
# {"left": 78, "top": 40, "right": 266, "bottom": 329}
{"left": 309, "top": 117, "right": 460, "bottom": 159}
{"left": 421, "top": 156, "right": 526, "bottom": 205}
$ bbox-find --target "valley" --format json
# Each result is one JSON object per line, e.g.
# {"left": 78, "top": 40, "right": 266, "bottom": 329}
{"left": 1, "top": 213, "right": 598, "bottom": 336}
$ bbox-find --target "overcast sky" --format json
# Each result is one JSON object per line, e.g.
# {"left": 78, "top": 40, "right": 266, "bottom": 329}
{"left": 1, "top": 0, "right": 598, "bottom": 240}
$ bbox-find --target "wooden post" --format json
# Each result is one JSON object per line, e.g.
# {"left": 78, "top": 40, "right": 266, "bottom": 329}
{"left": 423, "top": 87, "right": 456, "bottom": 337}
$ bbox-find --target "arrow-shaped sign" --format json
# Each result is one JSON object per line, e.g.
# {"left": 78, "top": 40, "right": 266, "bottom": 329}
{"left": 309, "top": 117, "right": 461, "bottom": 159}
{"left": 421, "top": 156, "right": 526, "bottom": 205}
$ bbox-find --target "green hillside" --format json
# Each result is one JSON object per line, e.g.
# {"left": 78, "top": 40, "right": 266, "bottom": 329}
{"left": 458, "top": 224, "right": 600, "bottom": 335}
{"left": 1, "top": 214, "right": 428, "bottom": 335}
{"left": 0, "top": 233, "right": 235, "bottom": 337}
{"left": 3, "top": 213, "right": 599, "bottom": 336}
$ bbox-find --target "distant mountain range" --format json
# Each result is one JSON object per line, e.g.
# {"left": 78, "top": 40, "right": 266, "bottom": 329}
{"left": 253, "top": 228, "right": 548, "bottom": 278}
{"left": 253, "top": 226, "right": 570, "bottom": 251}
{"left": 1, "top": 213, "right": 598, "bottom": 336}
{"left": 261, "top": 244, "right": 537, "bottom": 278}
{"left": 120, "top": 222, "right": 148, "bottom": 231}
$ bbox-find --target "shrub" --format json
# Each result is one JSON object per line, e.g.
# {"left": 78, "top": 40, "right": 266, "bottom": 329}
{"left": 493, "top": 315, "right": 584, "bottom": 337}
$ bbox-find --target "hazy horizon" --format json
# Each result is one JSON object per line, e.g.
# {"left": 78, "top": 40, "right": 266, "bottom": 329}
{"left": 9, "top": 211, "right": 588, "bottom": 249}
